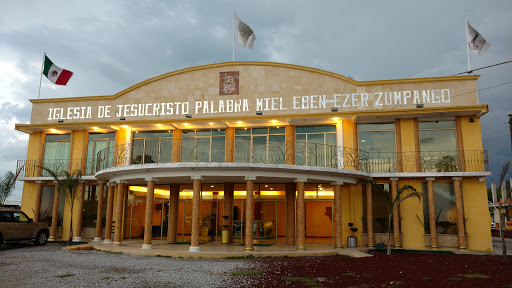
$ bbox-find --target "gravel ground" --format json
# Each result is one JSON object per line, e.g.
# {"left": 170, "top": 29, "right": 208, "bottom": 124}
{"left": 0, "top": 243, "right": 253, "bottom": 288}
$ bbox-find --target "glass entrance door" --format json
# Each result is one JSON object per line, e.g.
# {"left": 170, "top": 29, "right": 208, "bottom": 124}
{"left": 305, "top": 200, "right": 334, "bottom": 244}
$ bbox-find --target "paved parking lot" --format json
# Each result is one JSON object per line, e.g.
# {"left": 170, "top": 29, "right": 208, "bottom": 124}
{"left": 0, "top": 243, "right": 251, "bottom": 288}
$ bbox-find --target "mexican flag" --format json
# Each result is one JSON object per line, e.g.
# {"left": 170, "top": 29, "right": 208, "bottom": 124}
{"left": 42, "top": 54, "right": 73, "bottom": 85}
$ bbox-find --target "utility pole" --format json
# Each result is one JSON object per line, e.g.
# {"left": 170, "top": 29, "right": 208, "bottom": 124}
{"left": 508, "top": 113, "right": 512, "bottom": 153}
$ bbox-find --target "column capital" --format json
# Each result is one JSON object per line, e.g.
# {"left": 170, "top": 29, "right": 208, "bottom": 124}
{"left": 294, "top": 178, "right": 307, "bottom": 183}
{"left": 426, "top": 177, "right": 435, "bottom": 181}
{"left": 191, "top": 176, "right": 203, "bottom": 180}
{"left": 145, "top": 178, "right": 158, "bottom": 182}
{"left": 35, "top": 180, "right": 45, "bottom": 184}
{"left": 452, "top": 177, "right": 462, "bottom": 181}
{"left": 78, "top": 180, "right": 86, "bottom": 184}
{"left": 116, "top": 180, "right": 128, "bottom": 184}
{"left": 390, "top": 178, "right": 399, "bottom": 181}
{"left": 97, "top": 181, "right": 106, "bottom": 184}
{"left": 244, "top": 176, "right": 256, "bottom": 181}
{"left": 107, "top": 182, "right": 117, "bottom": 186}
{"left": 53, "top": 180, "right": 59, "bottom": 184}
{"left": 330, "top": 182, "right": 344, "bottom": 186}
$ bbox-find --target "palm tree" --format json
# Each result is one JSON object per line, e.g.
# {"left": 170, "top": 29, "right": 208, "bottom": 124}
{"left": 0, "top": 166, "right": 24, "bottom": 206}
{"left": 359, "top": 178, "right": 421, "bottom": 255}
{"left": 41, "top": 166, "right": 82, "bottom": 246}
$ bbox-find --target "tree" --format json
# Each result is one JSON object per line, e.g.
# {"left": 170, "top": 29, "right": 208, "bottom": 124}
{"left": 359, "top": 178, "right": 421, "bottom": 255}
{"left": 497, "top": 161, "right": 511, "bottom": 256}
{"left": 41, "top": 166, "right": 82, "bottom": 246}
{"left": 0, "top": 167, "right": 24, "bottom": 207}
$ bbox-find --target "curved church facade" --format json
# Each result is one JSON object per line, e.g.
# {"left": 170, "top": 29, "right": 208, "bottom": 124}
{"left": 16, "top": 61, "right": 492, "bottom": 251}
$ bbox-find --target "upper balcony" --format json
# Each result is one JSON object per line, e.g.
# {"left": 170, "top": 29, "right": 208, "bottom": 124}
{"left": 16, "top": 141, "right": 490, "bottom": 179}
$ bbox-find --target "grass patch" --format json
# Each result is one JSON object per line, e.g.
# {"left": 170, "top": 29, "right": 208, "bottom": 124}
{"left": 282, "top": 277, "right": 327, "bottom": 286}
{"left": 101, "top": 277, "right": 112, "bottom": 280}
{"left": 423, "top": 276, "right": 430, "bottom": 280}
{"left": 460, "top": 274, "right": 489, "bottom": 279}
{"left": 231, "top": 270, "right": 262, "bottom": 276}
{"left": 120, "top": 277, "right": 128, "bottom": 279}
{"left": 343, "top": 273, "right": 355, "bottom": 276}
{"left": 447, "top": 278, "right": 461, "bottom": 281}
{"left": 224, "top": 254, "right": 256, "bottom": 259}
{"left": 56, "top": 274, "right": 76, "bottom": 278}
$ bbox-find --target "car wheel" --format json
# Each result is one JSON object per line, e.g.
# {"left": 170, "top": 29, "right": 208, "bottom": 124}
{"left": 34, "top": 231, "right": 48, "bottom": 246}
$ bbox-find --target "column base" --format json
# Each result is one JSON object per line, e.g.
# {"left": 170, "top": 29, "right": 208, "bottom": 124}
{"left": 189, "top": 246, "right": 200, "bottom": 252}
{"left": 368, "top": 244, "right": 375, "bottom": 248}
{"left": 141, "top": 244, "right": 152, "bottom": 250}
{"left": 73, "top": 237, "right": 82, "bottom": 242}
{"left": 335, "top": 245, "right": 344, "bottom": 249}
{"left": 430, "top": 245, "right": 438, "bottom": 250}
{"left": 297, "top": 246, "right": 306, "bottom": 250}
{"left": 458, "top": 246, "right": 467, "bottom": 250}
{"left": 48, "top": 236, "right": 56, "bottom": 241}
{"left": 245, "top": 247, "right": 254, "bottom": 251}
{"left": 103, "top": 239, "right": 113, "bottom": 244}
{"left": 113, "top": 241, "right": 122, "bottom": 246}
{"left": 93, "top": 237, "right": 102, "bottom": 242}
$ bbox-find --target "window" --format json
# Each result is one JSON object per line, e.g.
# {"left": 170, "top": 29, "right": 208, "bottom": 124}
{"left": 86, "top": 133, "right": 115, "bottom": 175}
{"left": 181, "top": 129, "right": 225, "bottom": 163}
{"left": 42, "top": 134, "right": 71, "bottom": 176}
{"left": 13, "top": 212, "right": 29, "bottom": 222}
{"left": 362, "top": 183, "right": 391, "bottom": 233}
{"left": 234, "top": 127, "right": 285, "bottom": 164}
{"left": 358, "top": 123, "right": 396, "bottom": 173}
{"left": 38, "top": 185, "right": 65, "bottom": 227}
{"left": 0, "top": 211, "right": 12, "bottom": 222}
{"left": 133, "top": 132, "right": 173, "bottom": 164}
{"left": 83, "top": 184, "right": 107, "bottom": 228}
{"left": 295, "top": 126, "right": 336, "bottom": 167}
{"left": 419, "top": 121, "right": 457, "bottom": 172}
{"left": 422, "top": 182, "right": 457, "bottom": 234}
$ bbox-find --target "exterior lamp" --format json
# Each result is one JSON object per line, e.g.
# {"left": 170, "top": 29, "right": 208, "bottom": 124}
{"left": 186, "top": 114, "right": 192, "bottom": 118}
{"left": 256, "top": 111, "right": 263, "bottom": 115}
{"left": 331, "top": 107, "right": 338, "bottom": 112}
{"left": 120, "top": 117, "right": 126, "bottom": 120}
{"left": 416, "top": 104, "right": 424, "bottom": 108}
{"left": 469, "top": 118, "right": 475, "bottom": 123}
{"left": 58, "top": 119, "right": 64, "bottom": 123}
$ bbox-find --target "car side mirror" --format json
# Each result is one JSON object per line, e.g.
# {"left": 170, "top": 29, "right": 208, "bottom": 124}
{"left": 28, "top": 218, "right": 33, "bottom": 223}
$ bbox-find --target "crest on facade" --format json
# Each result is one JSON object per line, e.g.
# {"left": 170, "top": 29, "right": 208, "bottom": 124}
{"left": 219, "top": 71, "right": 239, "bottom": 95}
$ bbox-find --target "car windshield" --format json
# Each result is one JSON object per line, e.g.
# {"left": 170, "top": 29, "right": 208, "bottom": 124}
{"left": 13, "top": 212, "right": 29, "bottom": 222}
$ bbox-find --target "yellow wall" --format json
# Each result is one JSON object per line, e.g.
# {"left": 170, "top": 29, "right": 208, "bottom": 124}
{"left": 341, "top": 184, "right": 363, "bottom": 246}
{"left": 459, "top": 116, "right": 485, "bottom": 172}
{"left": 20, "top": 182, "right": 39, "bottom": 218}
{"left": 462, "top": 178, "right": 493, "bottom": 251}
{"left": 399, "top": 119, "right": 419, "bottom": 172}
{"left": 399, "top": 179, "right": 425, "bottom": 249}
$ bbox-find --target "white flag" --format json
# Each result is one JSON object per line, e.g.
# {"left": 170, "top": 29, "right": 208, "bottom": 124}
{"left": 235, "top": 13, "right": 256, "bottom": 49}
{"left": 466, "top": 19, "right": 490, "bottom": 56}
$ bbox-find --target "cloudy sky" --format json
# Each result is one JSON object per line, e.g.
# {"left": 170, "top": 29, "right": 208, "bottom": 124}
{"left": 1, "top": 1, "right": 511, "bottom": 201}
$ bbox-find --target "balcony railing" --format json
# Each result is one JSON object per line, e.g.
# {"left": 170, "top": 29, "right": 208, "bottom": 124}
{"left": 16, "top": 144, "right": 489, "bottom": 178}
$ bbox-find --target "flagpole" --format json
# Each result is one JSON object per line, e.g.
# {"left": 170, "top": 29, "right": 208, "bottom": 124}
{"left": 465, "top": 16, "right": 471, "bottom": 72}
{"left": 233, "top": 9, "right": 235, "bottom": 61}
{"left": 38, "top": 52, "right": 45, "bottom": 99}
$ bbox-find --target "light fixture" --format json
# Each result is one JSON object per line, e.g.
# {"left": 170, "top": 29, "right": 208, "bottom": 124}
{"left": 157, "top": 124, "right": 162, "bottom": 127}
{"left": 256, "top": 111, "right": 263, "bottom": 115}
{"left": 121, "top": 125, "right": 128, "bottom": 129}
{"left": 416, "top": 104, "right": 424, "bottom": 108}
{"left": 184, "top": 123, "right": 189, "bottom": 127}
{"left": 120, "top": 117, "right": 126, "bottom": 120}
{"left": 209, "top": 122, "right": 214, "bottom": 126}
{"left": 237, "top": 121, "right": 243, "bottom": 125}
{"left": 58, "top": 119, "right": 64, "bottom": 123}
{"left": 469, "top": 118, "right": 474, "bottom": 123}
{"left": 186, "top": 114, "right": 192, "bottom": 118}
{"left": 333, "top": 117, "right": 339, "bottom": 122}
{"left": 93, "top": 127, "right": 99, "bottom": 131}
{"left": 272, "top": 120, "right": 277, "bottom": 124}
{"left": 331, "top": 107, "right": 338, "bottom": 112}
{"left": 50, "top": 128, "right": 57, "bottom": 133}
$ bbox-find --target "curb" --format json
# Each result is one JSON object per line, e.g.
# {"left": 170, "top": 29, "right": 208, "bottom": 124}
{"left": 64, "top": 244, "right": 93, "bottom": 251}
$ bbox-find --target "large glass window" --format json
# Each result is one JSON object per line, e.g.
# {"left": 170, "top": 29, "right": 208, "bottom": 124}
{"left": 83, "top": 184, "right": 107, "bottom": 228}
{"left": 295, "top": 126, "right": 336, "bottom": 167}
{"left": 362, "top": 183, "right": 391, "bottom": 233}
{"left": 358, "top": 123, "right": 396, "bottom": 173}
{"left": 133, "top": 132, "right": 173, "bottom": 164}
{"left": 86, "top": 133, "right": 115, "bottom": 175}
{"left": 181, "top": 129, "right": 225, "bottom": 163}
{"left": 38, "top": 185, "right": 65, "bottom": 227}
{"left": 419, "top": 121, "right": 457, "bottom": 172}
{"left": 42, "top": 134, "right": 71, "bottom": 175}
{"left": 422, "top": 182, "right": 457, "bottom": 234}
{"left": 234, "top": 128, "right": 285, "bottom": 164}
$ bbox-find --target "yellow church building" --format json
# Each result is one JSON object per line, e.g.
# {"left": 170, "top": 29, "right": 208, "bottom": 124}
{"left": 15, "top": 61, "right": 492, "bottom": 252}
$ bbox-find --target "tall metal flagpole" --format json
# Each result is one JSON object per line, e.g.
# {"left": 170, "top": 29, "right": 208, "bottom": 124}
{"left": 465, "top": 16, "right": 471, "bottom": 72}
{"left": 38, "top": 52, "right": 45, "bottom": 99}
{"left": 233, "top": 9, "right": 235, "bottom": 61}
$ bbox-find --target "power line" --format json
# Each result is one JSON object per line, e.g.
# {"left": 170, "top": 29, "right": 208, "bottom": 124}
{"left": 453, "top": 60, "right": 512, "bottom": 75}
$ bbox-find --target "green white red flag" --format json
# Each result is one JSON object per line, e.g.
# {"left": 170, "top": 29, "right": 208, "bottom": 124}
{"left": 42, "top": 54, "right": 73, "bottom": 85}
